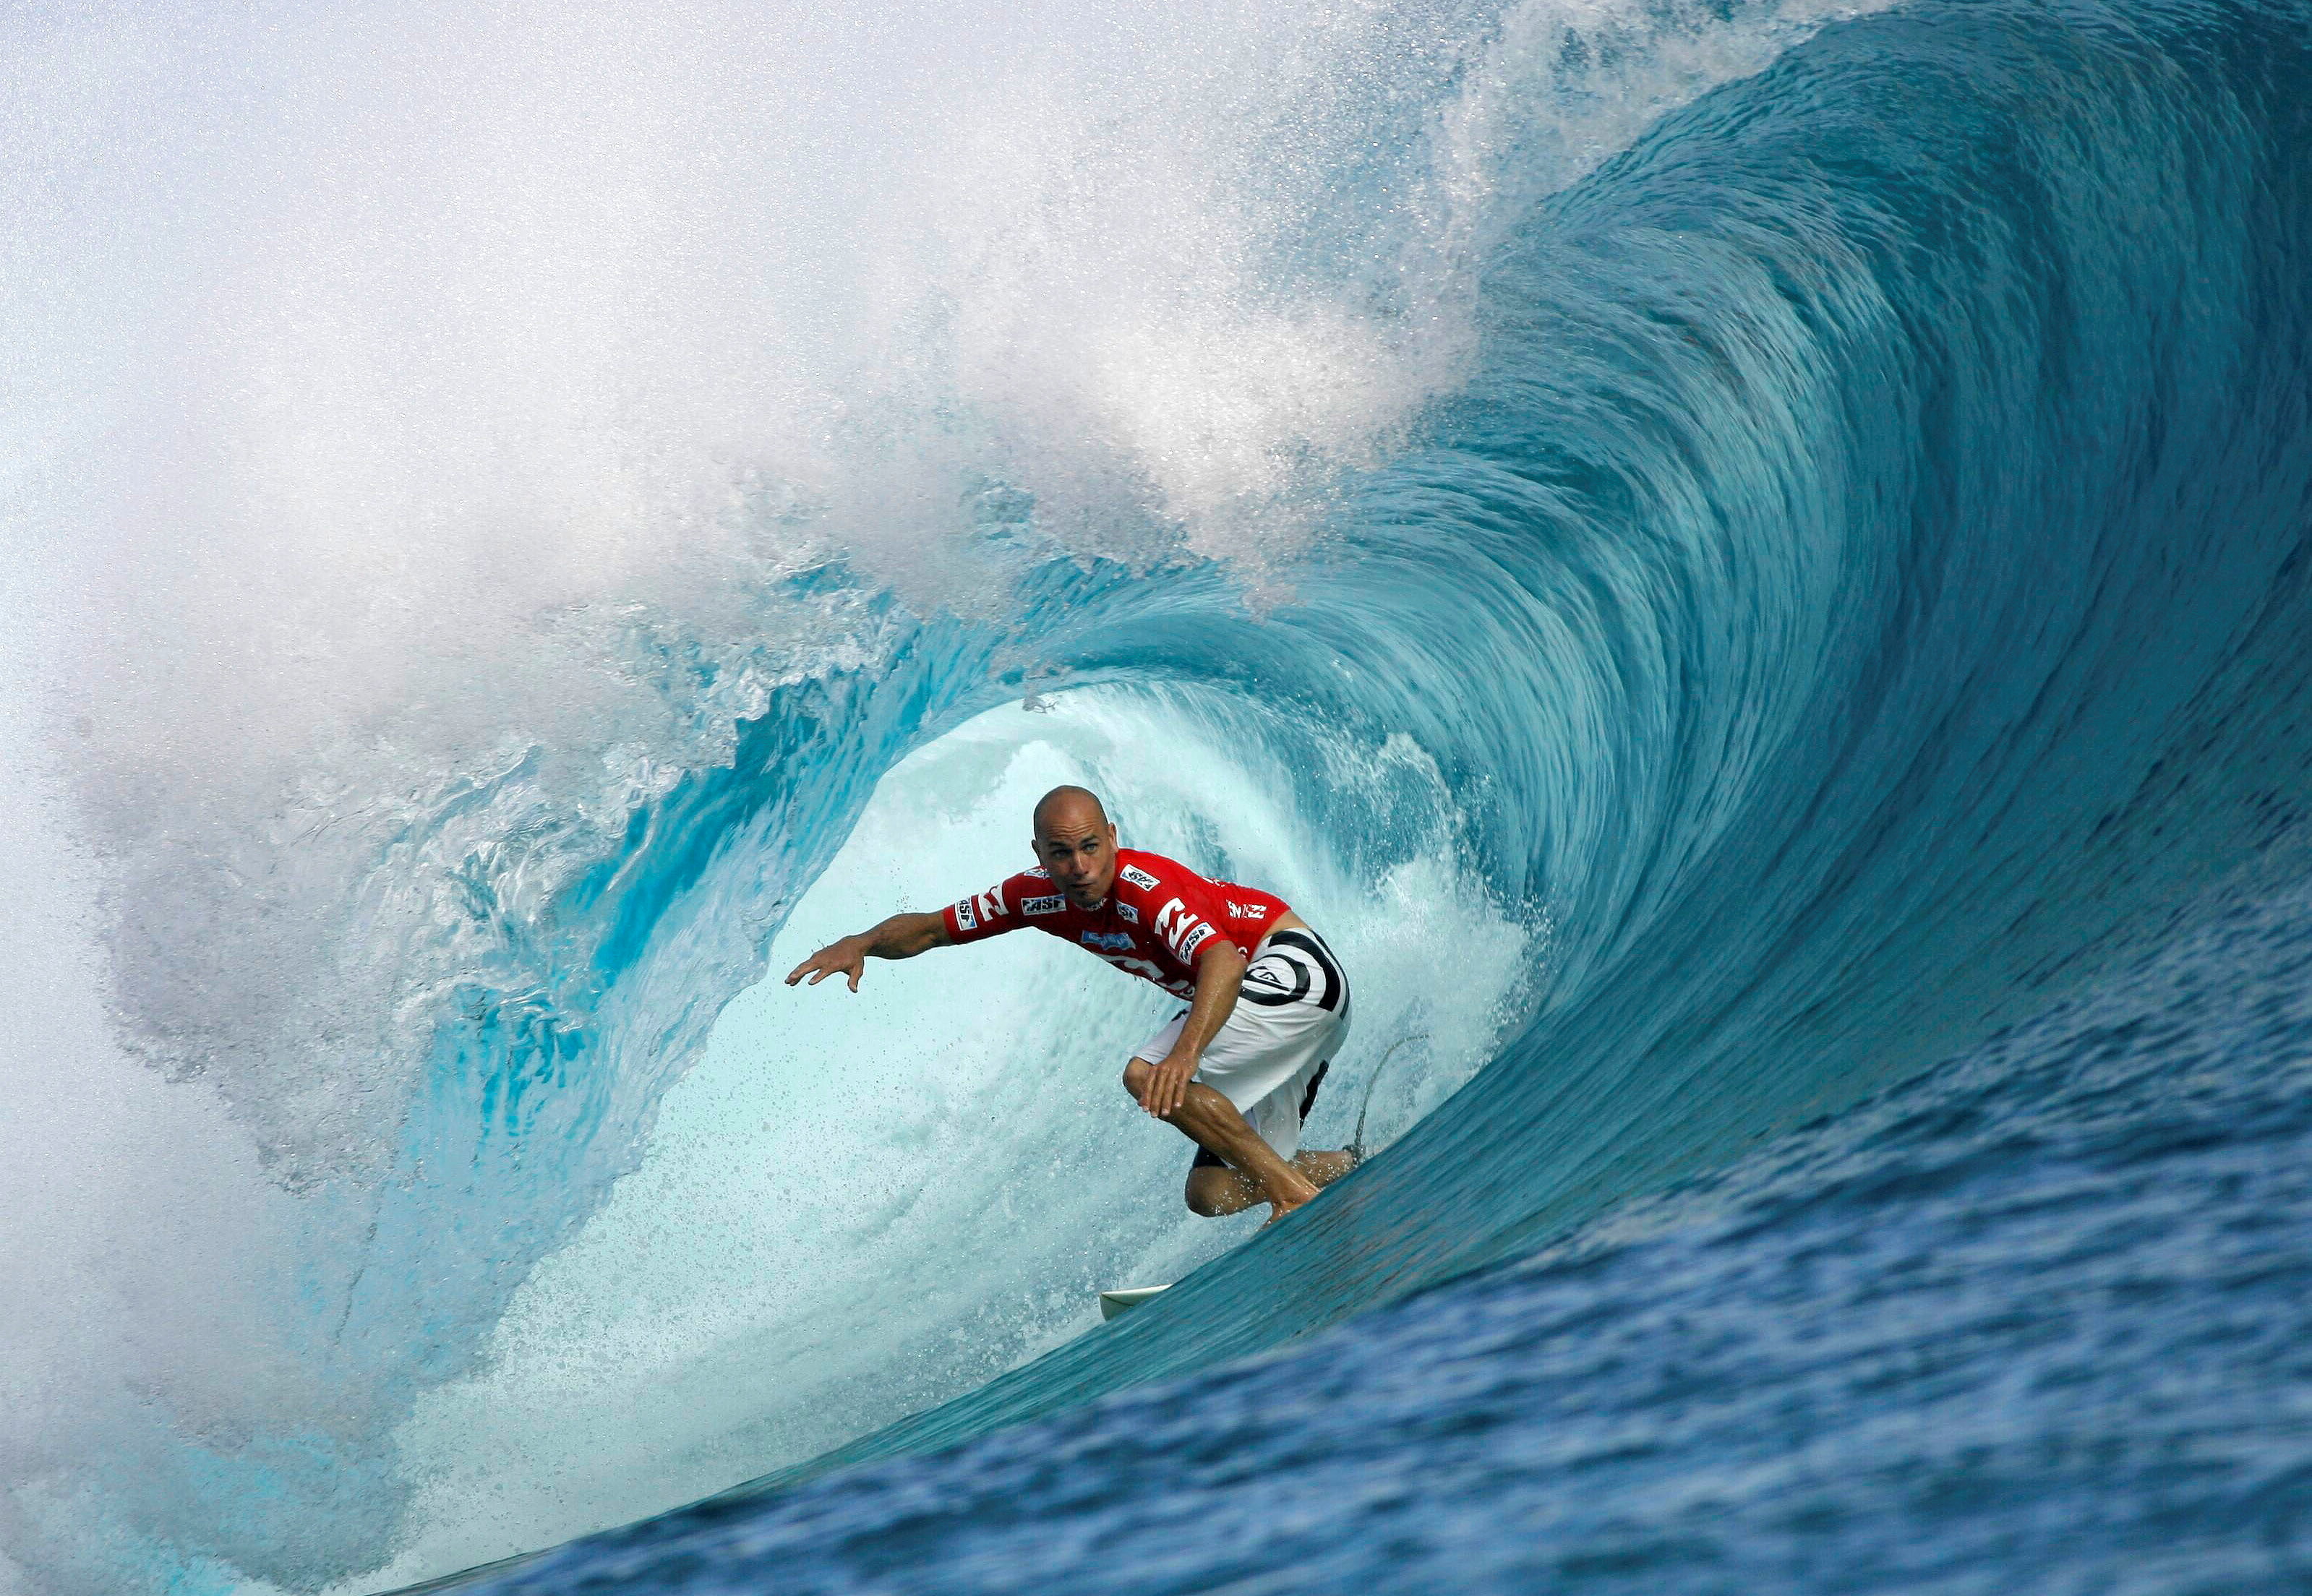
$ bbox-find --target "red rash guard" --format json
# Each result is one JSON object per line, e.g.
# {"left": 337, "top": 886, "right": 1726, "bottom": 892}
{"left": 941, "top": 847, "right": 1290, "bottom": 998}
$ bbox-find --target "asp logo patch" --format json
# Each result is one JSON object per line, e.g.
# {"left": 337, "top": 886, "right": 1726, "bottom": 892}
{"left": 1115, "top": 901, "right": 1139, "bottom": 924}
{"left": 1021, "top": 894, "right": 1066, "bottom": 916}
{"left": 951, "top": 898, "right": 978, "bottom": 932}
{"left": 1120, "top": 864, "right": 1161, "bottom": 891}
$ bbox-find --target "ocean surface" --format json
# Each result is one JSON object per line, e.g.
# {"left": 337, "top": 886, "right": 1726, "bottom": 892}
{"left": 4, "top": 0, "right": 2311, "bottom": 1590}
{"left": 441, "top": 872, "right": 2312, "bottom": 1594}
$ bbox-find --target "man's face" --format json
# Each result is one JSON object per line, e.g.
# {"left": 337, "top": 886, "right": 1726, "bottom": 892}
{"left": 1032, "top": 811, "right": 1118, "bottom": 909}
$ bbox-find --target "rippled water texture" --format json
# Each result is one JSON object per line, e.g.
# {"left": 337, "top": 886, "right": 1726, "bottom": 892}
{"left": 452, "top": 870, "right": 2312, "bottom": 1595}
{"left": 411, "top": 0, "right": 2312, "bottom": 1585}
{"left": 7, "top": 0, "right": 2311, "bottom": 1587}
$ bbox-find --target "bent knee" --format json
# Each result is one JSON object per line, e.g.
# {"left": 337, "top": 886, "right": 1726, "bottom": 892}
{"left": 1121, "top": 1057, "right": 1152, "bottom": 1096}
{"left": 1183, "top": 1173, "right": 1230, "bottom": 1217}
{"left": 1183, "top": 1166, "right": 1252, "bottom": 1218}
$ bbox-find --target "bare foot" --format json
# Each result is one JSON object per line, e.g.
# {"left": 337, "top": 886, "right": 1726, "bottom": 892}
{"left": 1261, "top": 1180, "right": 1319, "bottom": 1227}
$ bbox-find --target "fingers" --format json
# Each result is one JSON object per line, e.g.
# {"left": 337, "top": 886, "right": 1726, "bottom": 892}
{"left": 1144, "top": 1064, "right": 1189, "bottom": 1117}
{"left": 784, "top": 948, "right": 862, "bottom": 991}
{"left": 1131, "top": 1057, "right": 1195, "bottom": 1117}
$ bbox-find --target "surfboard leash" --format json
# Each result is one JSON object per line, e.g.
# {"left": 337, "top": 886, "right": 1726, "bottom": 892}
{"left": 1350, "top": 1032, "right": 1429, "bottom": 1160}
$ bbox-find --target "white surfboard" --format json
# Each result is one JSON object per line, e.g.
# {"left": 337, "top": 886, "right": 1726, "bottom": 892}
{"left": 1097, "top": 1284, "right": 1171, "bottom": 1321}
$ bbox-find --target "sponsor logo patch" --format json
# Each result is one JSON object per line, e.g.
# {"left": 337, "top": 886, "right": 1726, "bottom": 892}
{"left": 1228, "top": 900, "right": 1264, "bottom": 918}
{"left": 1116, "top": 901, "right": 1139, "bottom": 924}
{"left": 1022, "top": 894, "right": 1066, "bottom": 916}
{"left": 1080, "top": 930, "right": 1135, "bottom": 953}
{"left": 1153, "top": 897, "right": 1209, "bottom": 958}
{"left": 1178, "top": 924, "right": 1217, "bottom": 960}
{"left": 952, "top": 898, "right": 978, "bottom": 932}
{"left": 1120, "top": 864, "right": 1160, "bottom": 891}
{"left": 1025, "top": 865, "right": 1050, "bottom": 879}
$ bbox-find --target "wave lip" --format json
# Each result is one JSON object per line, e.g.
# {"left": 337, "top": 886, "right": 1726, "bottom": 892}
{"left": 380, "top": 0, "right": 2312, "bottom": 1583}
{"left": 629, "top": 0, "right": 2312, "bottom": 1499}
{"left": 12, "top": 0, "right": 2312, "bottom": 1584}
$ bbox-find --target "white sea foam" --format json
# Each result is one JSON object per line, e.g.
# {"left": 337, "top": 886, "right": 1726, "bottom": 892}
{"left": 0, "top": 1, "right": 1866, "bottom": 1589}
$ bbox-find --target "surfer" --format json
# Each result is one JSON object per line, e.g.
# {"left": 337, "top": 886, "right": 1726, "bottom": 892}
{"left": 785, "top": 785, "right": 1357, "bottom": 1224}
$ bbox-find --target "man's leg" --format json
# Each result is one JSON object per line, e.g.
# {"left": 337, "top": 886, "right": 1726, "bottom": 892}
{"left": 1121, "top": 1059, "right": 1319, "bottom": 1222}
{"left": 1183, "top": 1148, "right": 1361, "bottom": 1218}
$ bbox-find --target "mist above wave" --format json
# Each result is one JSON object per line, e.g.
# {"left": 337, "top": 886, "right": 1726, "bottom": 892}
{"left": 3, "top": 0, "right": 1880, "bottom": 1590}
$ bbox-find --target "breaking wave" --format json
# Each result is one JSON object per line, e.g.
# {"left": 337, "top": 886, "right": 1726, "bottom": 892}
{"left": 4, "top": 0, "right": 2310, "bottom": 1589}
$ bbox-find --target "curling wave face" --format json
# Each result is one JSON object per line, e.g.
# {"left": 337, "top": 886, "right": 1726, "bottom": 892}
{"left": 688, "top": 0, "right": 2312, "bottom": 1496}
{"left": 7, "top": 0, "right": 2312, "bottom": 1589}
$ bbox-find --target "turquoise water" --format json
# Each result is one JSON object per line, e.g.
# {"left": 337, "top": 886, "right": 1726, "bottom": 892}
{"left": 7, "top": 0, "right": 2311, "bottom": 1589}
{"left": 406, "top": 0, "right": 2312, "bottom": 1584}
{"left": 437, "top": 870, "right": 2312, "bottom": 1594}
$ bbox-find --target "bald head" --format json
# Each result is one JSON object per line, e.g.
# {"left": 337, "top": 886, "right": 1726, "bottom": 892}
{"left": 1032, "top": 784, "right": 1109, "bottom": 837}
{"left": 1032, "top": 786, "right": 1118, "bottom": 906}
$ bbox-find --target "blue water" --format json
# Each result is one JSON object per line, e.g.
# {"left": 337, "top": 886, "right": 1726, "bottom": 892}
{"left": 12, "top": 0, "right": 2312, "bottom": 1587}
{"left": 438, "top": 873, "right": 2312, "bottom": 1595}
{"left": 358, "top": 0, "right": 2312, "bottom": 1586}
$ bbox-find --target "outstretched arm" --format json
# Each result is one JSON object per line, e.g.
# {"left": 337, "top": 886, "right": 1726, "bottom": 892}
{"left": 784, "top": 911, "right": 952, "bottom": 992}
{"left": 1136, "top": 940, "right": 1249, "bottom": 1117}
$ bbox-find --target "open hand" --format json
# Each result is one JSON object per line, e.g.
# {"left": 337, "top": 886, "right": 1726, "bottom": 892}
{"left": 1137, "top": 1048, "right": 1198, "bottom": 1118}
{"left": 786, "top": 938, "right": 867, "bottom": 992}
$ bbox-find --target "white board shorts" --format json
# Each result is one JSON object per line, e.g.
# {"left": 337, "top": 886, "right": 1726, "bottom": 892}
{"left": 1131, "top": 927, "right": 1353, "bottom": 1164}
